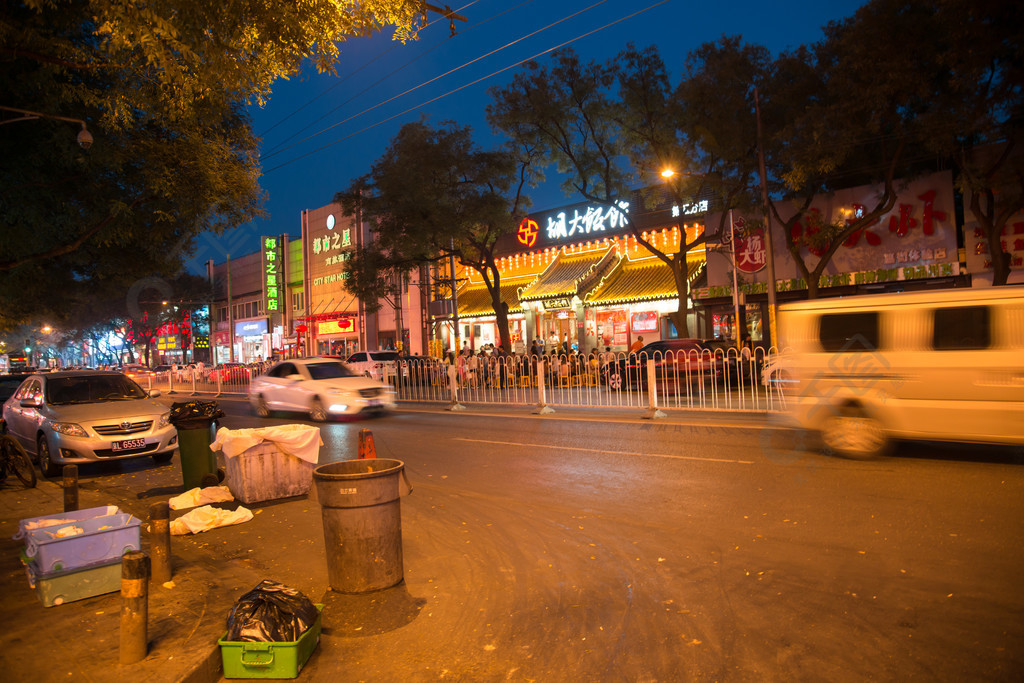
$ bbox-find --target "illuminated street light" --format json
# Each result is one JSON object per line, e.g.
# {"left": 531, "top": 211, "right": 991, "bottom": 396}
{"left": 0, "top": 105, "right": 94, "bottom": 149}
{"left": 661, "top": 168, "right": 676, "bottom": 179}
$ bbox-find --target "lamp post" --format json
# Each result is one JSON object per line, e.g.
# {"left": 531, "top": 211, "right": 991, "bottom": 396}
{"left": 0, "top": 105, "right": 93, "bottom": 148}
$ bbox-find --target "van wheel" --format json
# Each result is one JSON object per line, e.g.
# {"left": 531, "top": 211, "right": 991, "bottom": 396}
{"left": 821, "top": 406, "right": 889, "bottom": 459}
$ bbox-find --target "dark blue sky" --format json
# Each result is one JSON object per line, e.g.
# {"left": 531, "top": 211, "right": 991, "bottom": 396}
{"left": 189, "top": 0, "right": 865, "bottom": 269}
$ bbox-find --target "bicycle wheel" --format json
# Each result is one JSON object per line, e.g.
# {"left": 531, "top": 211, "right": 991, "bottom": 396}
{"left": 1, "top": 436, "right": 37, "bottom": 488}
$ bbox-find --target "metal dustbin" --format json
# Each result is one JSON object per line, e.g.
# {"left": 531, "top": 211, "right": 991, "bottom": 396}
{"left": 312, "top": 459, "right": 407, "bottom": 593}
{"left": 168, "top": 401, "right": 224, "bottom": 490}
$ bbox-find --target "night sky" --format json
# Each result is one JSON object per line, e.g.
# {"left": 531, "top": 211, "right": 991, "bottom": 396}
{"left": 188, "top": 0, "right": 866, "bottom": 270}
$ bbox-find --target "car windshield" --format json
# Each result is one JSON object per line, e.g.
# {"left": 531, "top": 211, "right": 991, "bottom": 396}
{"left": 306, "top": 362, "right": 356, "bottom": 380}
{"left": 45, "top": 375, "right": 148, "bottom": 404}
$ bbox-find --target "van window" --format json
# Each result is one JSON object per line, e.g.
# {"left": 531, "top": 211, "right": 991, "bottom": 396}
{"left": 819, "top": 312, "right": 879, "bottom": 352}
{"left": 933, "top": 306, "right": 990, "bottom": 350}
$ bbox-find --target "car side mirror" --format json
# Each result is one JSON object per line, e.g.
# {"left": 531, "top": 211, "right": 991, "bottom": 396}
{"left": 287, "top": 374, "right": 303, "bottom": 381}
{"left": 20, "top": 396, "right": 40, "bottom": 408}
{"left": 148, "top": 389, "right": 162, "bottom": 398}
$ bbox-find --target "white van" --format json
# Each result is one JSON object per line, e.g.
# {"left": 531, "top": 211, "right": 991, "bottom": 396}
{"left": 778, "top": 286, "right": 1024, "bottom": 458}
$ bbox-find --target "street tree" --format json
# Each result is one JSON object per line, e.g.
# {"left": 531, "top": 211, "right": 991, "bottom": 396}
{"left": 488, "top": 45, "right": 769, "bottom": 337}
{"left": 0, "top": 0, "right": 427, "bottom": 329}
{"left": 917, "top": 0, "right": 1024, "bottom": 286}
{"left": 763, "top": 0, "right": 942, "bottom": 298}
{"left": 336, "top": 120, "right": 533, "bottom": 353}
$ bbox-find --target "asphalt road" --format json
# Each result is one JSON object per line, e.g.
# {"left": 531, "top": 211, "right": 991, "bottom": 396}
{"left": 31, "top": 398, "right": 1024, "bottom": 680}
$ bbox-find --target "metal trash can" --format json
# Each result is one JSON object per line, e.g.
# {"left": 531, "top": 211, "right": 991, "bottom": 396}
{"left": 312, "top": 459, "right": 406, "bottom": 593}
{"left": 168, "top": 401, "right": 224, "bottom": 490}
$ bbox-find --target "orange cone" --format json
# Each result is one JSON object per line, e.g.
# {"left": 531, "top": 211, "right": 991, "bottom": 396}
{"left": 358, "top": 429, "right": 376, "bottom": 459}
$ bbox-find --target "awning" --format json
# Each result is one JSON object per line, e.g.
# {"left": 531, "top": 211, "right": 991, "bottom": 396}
{"left": 584, "top": 256, "right": 705, "bottom": 307}
{"left": 455, "top": 276, "right": 532, "bottom": 317}
{"left": 518, "top": 248, "right": 615, "bottom": 302}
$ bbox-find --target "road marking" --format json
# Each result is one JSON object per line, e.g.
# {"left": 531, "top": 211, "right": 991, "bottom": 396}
{"left": 454, "top": 438, "right": 755, "bottom": 464}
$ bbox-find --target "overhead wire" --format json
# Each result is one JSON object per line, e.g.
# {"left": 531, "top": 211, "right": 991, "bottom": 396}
{"left": 261, "top": 0, "right": 610, "bottom": 161}
{"left": 264, "top": 0, "right": 672, "bottom": 173}
{"left": 263, "top": 0, "right": 534, "bottom": 155}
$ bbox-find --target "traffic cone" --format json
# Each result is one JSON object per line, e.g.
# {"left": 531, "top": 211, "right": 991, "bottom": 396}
{"left": 358, "top": 428, "right": 377, "bottom": 459}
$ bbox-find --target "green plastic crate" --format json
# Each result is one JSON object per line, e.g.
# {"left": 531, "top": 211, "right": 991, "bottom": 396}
{"left": 218, "top": 604, "right": 323, "bottom": 679}
{"left": 24, "top": 557, "right": 122, "bottom": 607}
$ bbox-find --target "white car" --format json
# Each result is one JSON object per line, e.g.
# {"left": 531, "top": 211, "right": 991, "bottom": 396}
{"left": 343, "top": 350, "right": 401, "bottom": 382}
{"left": 248, "top": 358, "right": 396, "bottom": 422}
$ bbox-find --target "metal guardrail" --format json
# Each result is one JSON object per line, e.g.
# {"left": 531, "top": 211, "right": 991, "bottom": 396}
{"left": 138, "top": 351, "right": 790, "bottom": 414}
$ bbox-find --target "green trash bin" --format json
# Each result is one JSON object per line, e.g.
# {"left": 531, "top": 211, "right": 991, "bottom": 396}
{"left": 169, "top": 401, "right": 225, "bottom": 490}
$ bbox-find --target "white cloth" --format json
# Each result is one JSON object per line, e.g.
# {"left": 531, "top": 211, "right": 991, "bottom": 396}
{"left": 168, "top": 486, "right": 235, "bottom": 510}
{"left": 210, "top": 425, "right": 322, "bottom": 464}
{"left": 170, "top": 505, "right": 253, "bottom": 535}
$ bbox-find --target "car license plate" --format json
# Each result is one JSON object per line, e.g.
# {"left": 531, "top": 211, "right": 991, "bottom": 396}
{"left": 112, "top": 438, "right": 147, "bottom": 452}
{"left": 368, "top": 399, "right": 381, "bottom": 407}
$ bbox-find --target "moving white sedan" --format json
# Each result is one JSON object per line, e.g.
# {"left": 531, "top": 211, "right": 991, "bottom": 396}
{"left": 248, "top": 358, "right": 396, "bottom": 422}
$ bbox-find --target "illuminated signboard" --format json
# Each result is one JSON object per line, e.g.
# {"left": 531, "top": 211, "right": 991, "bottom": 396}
{"left": 544, "top": 201, "right": 630, "bottom": 243}
{"left": 262, "top": 236, "right": 283, "bottom": 313}
{"left": 517, "top": 218, "right": 539, "bottom": 248}
{"left": 316, "top": 318, "right": 356, "bottom": 335}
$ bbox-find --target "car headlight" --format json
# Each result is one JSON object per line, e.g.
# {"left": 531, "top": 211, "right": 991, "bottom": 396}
{"left": 158, "top": 412, "right": 171, "bottom": 428}
{"left": 50, "top": 421, "right": 88, "bottom": 437}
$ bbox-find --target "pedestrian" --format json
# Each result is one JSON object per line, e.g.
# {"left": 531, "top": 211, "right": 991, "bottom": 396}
{"left": 629, "top": 336, "right": 644, "bottom": 353}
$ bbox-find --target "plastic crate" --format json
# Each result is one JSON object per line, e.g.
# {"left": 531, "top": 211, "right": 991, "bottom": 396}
{"left": 25, "top": 512, "right": 141, "bottom": 573}
{"left": 15, "top": 505, "right": 122, "bottom": 541}
{"left": 223, "top": 442, "right": 317, "bottom": 504}
{"left": 25, "top": 557, "right": 122, "bottom": 607}
{"left": 219, "top": 604, "right": 323, "bottom": 679}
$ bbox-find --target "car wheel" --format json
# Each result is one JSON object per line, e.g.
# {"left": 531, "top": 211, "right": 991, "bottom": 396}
{"left": 309, "top": 397, "right": 327, "bottom": 422}
{"left": 255, "top": 395, "right": 271, "bottom": 418}
{"left": 152, "top": 452, "right": 174, "bottom": 464}
{"left": 821, "top": 405, "right": 889, "bottom": 459}
{"left": 37, "top": 435, "right": 60, "bottom": 478}
{"left": 607, "top": 371, "right": 623, "bottom": 390}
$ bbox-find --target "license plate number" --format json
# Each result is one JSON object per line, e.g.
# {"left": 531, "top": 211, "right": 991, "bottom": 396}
{"left": 112, "top": 438, "right": 147, "bottom": 452}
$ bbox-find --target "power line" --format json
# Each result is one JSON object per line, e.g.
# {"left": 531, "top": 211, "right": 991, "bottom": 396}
{"left": 259, "top": 1, "right": 486, "bottom": 146}
{"left": 264, "top": 0, "right": 672, "bottom": 173}
{"left": 262, "top": 0, "right": 609, "bottom": 161}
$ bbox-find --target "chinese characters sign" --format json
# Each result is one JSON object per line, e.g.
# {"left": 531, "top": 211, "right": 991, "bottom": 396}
{"left": 316, "top": 318, "right": 356, "bottom": 336}
{"left": 262, "top": 236, "right": 283, "bottom": 314}
{"left": 544, "top": 201, "right": 630, "bottom": 242}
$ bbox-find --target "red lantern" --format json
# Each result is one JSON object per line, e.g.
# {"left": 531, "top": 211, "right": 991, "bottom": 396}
{"left": 296, "top": 324, "right": 307, "bottom": 334}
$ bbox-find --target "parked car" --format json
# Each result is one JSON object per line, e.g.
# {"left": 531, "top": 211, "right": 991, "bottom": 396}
{"left": 209, "top": 362, "right": 250, "bottom": 382}
{"left": 605, "top": 338, "right": 719, "bottom": 391}
{"left": 1, "top": 370, "right": 176, "bottom": 476}
{"left": 248, "top": 358, "right": 396, "bottom": 421}
{"left": 152, "top": 364, "right": 174, "bottom": 375}
{"left": 344, "top": 350, "right": 401, "bottom": 382}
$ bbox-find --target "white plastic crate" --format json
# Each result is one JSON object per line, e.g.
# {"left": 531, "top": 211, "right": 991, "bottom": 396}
{"left": 25, "top": 512, "right": 141, "bottom": 573}
{"left": 224, "top": 441, "right": 317, "bottom": 504}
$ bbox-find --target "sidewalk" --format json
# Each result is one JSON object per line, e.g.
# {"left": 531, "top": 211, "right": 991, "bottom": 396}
{"left": 0, "top": 405, "right": 786, "bottom": 683}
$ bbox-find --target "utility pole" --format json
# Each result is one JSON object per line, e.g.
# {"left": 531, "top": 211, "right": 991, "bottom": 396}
{"left": 754, "top": 87, "right": 779, "bottom": 347}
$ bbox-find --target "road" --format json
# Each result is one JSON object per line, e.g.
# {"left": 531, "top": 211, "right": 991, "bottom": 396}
{"left": 35, "top": 398, "right": 1024, "bottom": 680}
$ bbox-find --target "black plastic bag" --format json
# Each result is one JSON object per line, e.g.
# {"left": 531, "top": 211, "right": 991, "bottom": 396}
{"left": 168, "top": 401, "right": 225, "bottom": 431}
{"left": 225, "top": 580, "right": 319, "bottom": 642}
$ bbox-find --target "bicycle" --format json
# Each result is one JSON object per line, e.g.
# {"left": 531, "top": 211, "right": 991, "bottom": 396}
{"left": 0, "top": 432, "right": 37, "bottom": 489}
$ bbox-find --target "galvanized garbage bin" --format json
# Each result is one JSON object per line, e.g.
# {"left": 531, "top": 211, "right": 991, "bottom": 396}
{"left": 312, "top": 459, "right": 406, "bottom": 593}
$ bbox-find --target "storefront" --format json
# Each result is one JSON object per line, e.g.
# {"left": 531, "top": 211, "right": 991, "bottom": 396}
{"left": 695, "top": 170, "right": 966, "bottom": 348}
{"left": 235, "top": 319, "right": 269, "bottom": 362}
{"left": 310, "top": 315, "right": 360, "bottom": 357}
{"left": 301, "top": 204, "right": 363, "bottom": 355}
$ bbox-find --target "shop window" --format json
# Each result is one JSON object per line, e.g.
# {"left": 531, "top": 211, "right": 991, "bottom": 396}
{"left": 932, "top": 306, "right": 990, "bottom": 350}
{"left": 819, "top": 312, "right": 879, "bottom": 352}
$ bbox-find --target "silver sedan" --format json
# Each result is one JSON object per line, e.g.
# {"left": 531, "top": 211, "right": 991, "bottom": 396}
{"left": 1, "top": 371, "right": 176, "bottom": 476}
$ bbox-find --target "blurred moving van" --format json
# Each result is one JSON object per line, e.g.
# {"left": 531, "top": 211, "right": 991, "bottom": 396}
{"left": 778, "top": 286, "right": 1024, "bottom": 458}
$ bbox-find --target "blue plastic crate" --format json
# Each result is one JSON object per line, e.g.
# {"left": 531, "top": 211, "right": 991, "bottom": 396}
{"left": 24, "top": 512, "right": 141, "bottom": 573}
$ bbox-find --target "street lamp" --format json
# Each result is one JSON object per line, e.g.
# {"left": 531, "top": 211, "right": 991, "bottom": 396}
{"left": 0, "top": 105, "right": 93, "bottom": 149}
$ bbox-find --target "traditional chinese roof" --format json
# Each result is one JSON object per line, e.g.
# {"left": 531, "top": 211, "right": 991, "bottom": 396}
{"left": 455, "top": 276, "right": 533, "bottom": 317}
{"left": 518, "top": 247, "right": 616, "bottom": 301}
{"left": 584, "top": 256, "right": 705, "bottom": 306}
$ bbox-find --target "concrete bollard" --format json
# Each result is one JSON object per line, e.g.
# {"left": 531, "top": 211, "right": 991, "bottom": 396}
{"left": 62, "top": 465, "right": 78, "bottom": 512}
{"left": 120, "top": 551, "right": 150, "bottom": 665}
{"left": 149, "top": 502, "right": 172, "bottom": 584}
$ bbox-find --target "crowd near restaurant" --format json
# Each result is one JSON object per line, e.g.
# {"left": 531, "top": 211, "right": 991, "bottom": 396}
{"left": 205, "top": 168, "right": 1022, "bottom": 363}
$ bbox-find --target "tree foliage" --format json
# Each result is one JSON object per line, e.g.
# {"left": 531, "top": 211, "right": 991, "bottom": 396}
{"left": 0, "top": 0, "right": 426, "bottom": 330}
{"left": 336, "top": 119, "right": 533, "bottom": 352}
